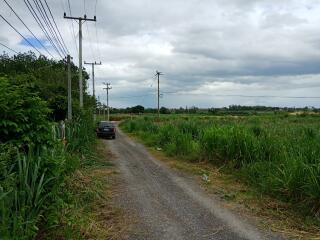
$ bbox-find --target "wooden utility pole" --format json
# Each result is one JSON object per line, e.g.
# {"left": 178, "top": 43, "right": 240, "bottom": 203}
{"left": 103, "top": 83, "right": 112, "bottom": 121}
{"left": 67, "top": 55, "right": 72, "bottom": 120}
{"left": 64, "top": 13, "right": 96, "bottom": 108}
{"left": 155, "top": 71, "right": 164, "bottom": 118}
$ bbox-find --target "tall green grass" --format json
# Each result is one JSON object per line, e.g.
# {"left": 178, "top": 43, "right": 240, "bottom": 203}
{"left": 121, "top": 115, "right": 320, "bottom": 217}
{"left": 0, "top": 111, "right": 96, "bottom": 239}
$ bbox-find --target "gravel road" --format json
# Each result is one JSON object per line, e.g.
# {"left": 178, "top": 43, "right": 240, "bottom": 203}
{"left": 106, "top": 127, "right": 282, "bottom": 240}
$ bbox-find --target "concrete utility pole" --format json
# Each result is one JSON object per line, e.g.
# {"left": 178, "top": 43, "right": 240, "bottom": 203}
{"left": 155, "top": 71, "right": 164, "bottom": 118}
{"left": 84, "top": 61, "right": 102, "bottom": 121}
{"left": 97, "top": 96, "right": 100, "bottom": 117}
{"left": 103, "top": 83, "right": 112, "bottom": 121}
{"left": 64, "top": 13, "right": 96, "bottom": 108}
{"left": 67, "top": 55, "right": 72, "bottom": 120}
{"left": 84, "top": 61, "right": 101, "bottom": 99}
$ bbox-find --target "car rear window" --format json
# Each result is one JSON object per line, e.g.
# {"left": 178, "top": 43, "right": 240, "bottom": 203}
{"left": 99, "top": 122, "right": 113, "bottom": 128}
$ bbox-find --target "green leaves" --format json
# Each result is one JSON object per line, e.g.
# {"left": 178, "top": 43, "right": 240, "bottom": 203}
{"left": 0, "top": 77, "right": 51, "bottom": 145}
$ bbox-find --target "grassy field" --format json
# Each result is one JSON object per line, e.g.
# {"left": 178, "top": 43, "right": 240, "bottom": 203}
{"left": 120, "top": 114, "right": 320, "bottom": 220}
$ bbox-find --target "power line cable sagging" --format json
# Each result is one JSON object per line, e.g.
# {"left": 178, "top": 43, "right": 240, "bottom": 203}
{"left": 32, "top": 0, "right": 68, "bottom": 56}
{"left": 3, "top": 0, "right": 54, "bottom": 58}
{"left": 66, "top": 0, "right": 78, "bottom": 57}
{"left": 24, "top": 0, "right": 64, "bottom": 59}
{"left": 162, "top": 91, "right": 320, "bottom": 99}
{"left": 0, "top": 42, "right": 18, "bottom": 54}
{"left": 0, "top": 14, "right": 44, "bottom": 56}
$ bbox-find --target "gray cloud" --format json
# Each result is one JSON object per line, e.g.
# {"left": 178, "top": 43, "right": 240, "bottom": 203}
{"left": 1, "top": 0, "right": 320, "bottom": 108}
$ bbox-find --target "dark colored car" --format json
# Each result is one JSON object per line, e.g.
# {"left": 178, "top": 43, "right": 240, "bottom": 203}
{"left": 96, "top": 121, "right": 116, "bottom": 139}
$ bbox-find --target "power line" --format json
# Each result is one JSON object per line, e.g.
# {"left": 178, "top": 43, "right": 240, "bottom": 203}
{"left": 0, "top": 14, "right": 44, "bottom": 56}
{"left": 34, "top": 0, "right": 66, "bottom": 56}
{"left": 111, "top": 91, "right": 320, "bottom": 100}
{"left": 162, "top": 91, "right": 320, "bottom": 99}
{"left": 33, "top": 0, "right": 67, "bottom": 56}
{"left": 113, "top": 93, "right": 156, "bottom": 99}
{"left": 94, "top": 22, "right": 101, "bottom": 62}
{"left": 0, "top": 42, "right": 18, "bottom": 54}
{"left": 39, "top": 0, "right": 68, "bottom": 55}
{"left": 32, "top": 0, "right": 62, "bottom": 55}
{"left": 44, "top": 0, "right": 69, "bottom": 54}
{"left": 24, "top": 0, "right": 64, "bottom": 58}
{"left": 82, "top": 0, "right": 96, "bottom": 61}
{"left": 2, "top": 0, "right": 54, "bottom": 58}
{"left": 94, "top": 0, "right": 98, "bottom": 15}
{"left": 67, "top": 0, "right": 79, "bottom": 56}
{"left": 94, "top": 0, "right": 101, "bottom": 62}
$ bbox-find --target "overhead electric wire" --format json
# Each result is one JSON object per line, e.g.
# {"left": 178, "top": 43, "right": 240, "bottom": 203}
{"left": 0, "top": 14, "right": 44, "bottom": 55}
{"left": 113, "top": 93, "right": 156, "bottom": 99}
{"left": 67, "top": 0, "right": 79, "bottom": 56}
{"left": 83, "top": 0, "right": 95, "bottom": 61}
{"left": 94, "top": 0, "right": 98, "bottom": 15}
{"left": 24, "top": 0, "right": 64, "bottom": 58}
{"left": 38, "top": 0, "right": 68, "bottom": 55}
{"left": 60, "top": 0, "right": 78, "bottom": 59}
{"left": 0, "top": 42, "right": 18, "bottom": 54}
{"left": 94, "top": 0, "right": 101, "bottom": 61}
{"left": 32, "top": 0, "right": 61, "bottom": 53}
{"left": 2, "top": 0, "right": 54, "bottom": 58}
{"left": 85, "top": 21, "right": 95, "bottom": 61}
{"left": 162, "top": 91, "right": 320, "bottom": 99}
{"left": 33, "top": 0, "right": 67, "bottom": 56}
{"left": 34, "top": 0, "right": 66, "bottom": 55}
{"left": 44, "top": 0, "right": 69, "bottom": 54}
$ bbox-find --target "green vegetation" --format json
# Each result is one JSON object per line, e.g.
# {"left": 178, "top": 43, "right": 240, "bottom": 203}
{"left": 121, "top": 115, "right": 320, "bottom": 219}
{"left": 0, "top": 52, "right": 99, "bottom": 239}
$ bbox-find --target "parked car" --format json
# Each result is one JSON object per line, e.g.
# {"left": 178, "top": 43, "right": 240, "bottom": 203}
{"left": 96, "top": 121, "right": 116, "bottom": 139}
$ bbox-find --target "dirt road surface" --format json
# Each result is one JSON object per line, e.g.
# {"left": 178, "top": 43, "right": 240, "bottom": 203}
{"left": 106, "top": 127, "right": 282, "bottom": 240}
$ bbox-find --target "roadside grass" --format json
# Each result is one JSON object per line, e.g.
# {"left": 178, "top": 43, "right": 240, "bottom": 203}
{"left": 37, "top": 140, "right": 127, "bottom": 240}
{"left": 120, "top": 117, "right": 320, "bottom": 240}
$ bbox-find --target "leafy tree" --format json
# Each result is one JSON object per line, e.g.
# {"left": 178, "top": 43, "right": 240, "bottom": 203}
{"left": 0, "top": 52, "right": 92, "bottom": 121}
{"left": 130, "top": 105, "right": 145, "bottom": 113}
{"left": 160, "top": 107, "right": 170, "bottom": 114}
{"left": 0, "top": 76, "right": 51, "bottom": 145}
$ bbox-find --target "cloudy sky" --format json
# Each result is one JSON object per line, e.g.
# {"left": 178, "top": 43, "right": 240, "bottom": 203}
{"left": 1, "top": 0, "right": 320, "bottom": 108}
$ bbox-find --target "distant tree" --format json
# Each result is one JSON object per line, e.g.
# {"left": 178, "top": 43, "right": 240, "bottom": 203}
{"left": 160, "top": 107, "right": 170, "bottom": 114}
{"left": 131, "top": 105, "right": 144, "bottom": 113}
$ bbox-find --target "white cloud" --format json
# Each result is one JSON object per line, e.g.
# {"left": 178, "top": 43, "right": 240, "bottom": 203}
{"left": 1, "top": 0, "right": 320, "bottom": 107}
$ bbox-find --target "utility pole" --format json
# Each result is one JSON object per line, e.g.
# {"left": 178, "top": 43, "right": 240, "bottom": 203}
{"left": 84, "top": 61, "right": 102, "bottom": 121}
{"left": 97, "top": 96, "right": 101, "bottom": 119}
{"left": 64, "top": 13, "right": 96, "bottom": 108}
{"left": 67, "top": 55, "right": 72, "bottom": 120}
{"left": 103, "top": 83, "right": 112, "bottom": 121}
{"left": 84, "top": 61, "right": 102, "bottom": 99}
{"left": 155, "top": 71, "right": 164, "bottom": 118}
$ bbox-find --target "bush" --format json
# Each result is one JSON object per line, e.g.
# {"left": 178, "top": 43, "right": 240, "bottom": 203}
{"left": 0, "top": 77, "right": 51, "bottom": 146}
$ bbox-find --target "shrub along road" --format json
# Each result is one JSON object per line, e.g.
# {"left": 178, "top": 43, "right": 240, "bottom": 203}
{"left": 105, "top": 126, "right": 283, "bottom": 240}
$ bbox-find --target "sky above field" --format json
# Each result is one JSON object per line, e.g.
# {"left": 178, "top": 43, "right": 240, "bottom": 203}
{"left": 1, "top": 0, "right": 320, "bottom": 108}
